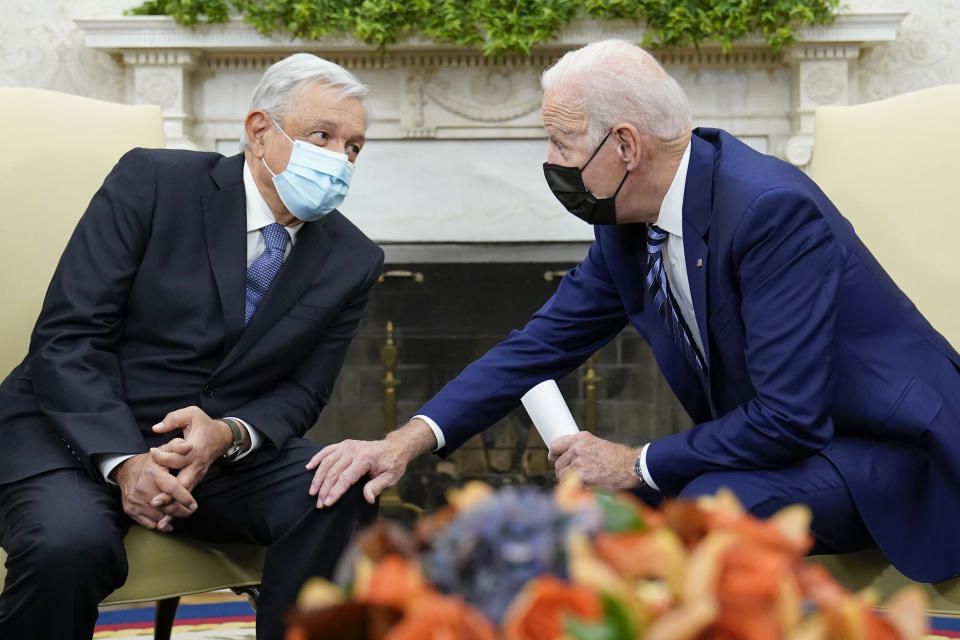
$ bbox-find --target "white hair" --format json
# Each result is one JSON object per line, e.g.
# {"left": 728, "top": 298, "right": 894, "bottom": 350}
{"left": 240, "top": 53, "right": 369, "bottom": 151}
{"left": 541, "top": 40, "right": 691, "bottom": 144}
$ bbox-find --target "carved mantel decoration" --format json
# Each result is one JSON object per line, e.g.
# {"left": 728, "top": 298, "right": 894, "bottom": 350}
{"left": 75, "top": 13, "right": 905, "bottom": 244}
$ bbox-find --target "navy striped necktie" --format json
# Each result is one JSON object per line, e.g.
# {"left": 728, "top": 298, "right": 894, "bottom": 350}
{"left": 644, "top": 223, "right": 707, "bottom": 381}
{"left": 244, "top": 223, "right": 289, "bottom": 325}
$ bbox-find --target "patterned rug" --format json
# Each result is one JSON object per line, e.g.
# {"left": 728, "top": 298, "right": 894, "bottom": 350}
{"left": 95, "top": 595, "right": 255, "bottom": 639}
{"left": 94, "top": 595, "right": 960, "bottom": 639}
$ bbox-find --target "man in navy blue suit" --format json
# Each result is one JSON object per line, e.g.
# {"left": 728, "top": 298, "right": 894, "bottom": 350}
{"left": 308, "top": 40, "right": 960, "bottom": 583}
{"left": 0, "top": 54, "right": 382, "bottom": 639}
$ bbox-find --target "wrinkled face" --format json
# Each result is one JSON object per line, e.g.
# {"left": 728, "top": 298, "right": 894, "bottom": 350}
{"left": 541, "top": 83, "right": 622, "bottom": 199}
{"left": 263, "top": 82, "right": 366, "bottom": 173}
{"left": 248, "top": 82, "right": 366, "bottom": 224}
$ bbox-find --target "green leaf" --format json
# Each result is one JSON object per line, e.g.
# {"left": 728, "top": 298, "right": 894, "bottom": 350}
{"left": 594, "top": 491, "right": 647, "bottom": 533}
{"left": 565, "top": 593, "right": 636, "bottom": 640}
{"left": 128, "top": 0, "right": 840, "bottom": 55}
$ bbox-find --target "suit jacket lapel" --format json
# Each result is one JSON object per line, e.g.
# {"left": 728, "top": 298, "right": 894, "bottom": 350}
{"left": 681, "top": 134, "right": 716, "bottom": 372}
{"left": 217, "top": 218, "right": 333, "bottom": 373}
{"left": 202, "top": 154, "right": 247, "bottom": 355}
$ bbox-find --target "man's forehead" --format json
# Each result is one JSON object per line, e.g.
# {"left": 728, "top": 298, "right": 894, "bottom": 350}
{"left": 541, "top": 85, "right": 585, "bottom": 135}
{"left": 293, "top": 100, "right": 366, "bottom": 136}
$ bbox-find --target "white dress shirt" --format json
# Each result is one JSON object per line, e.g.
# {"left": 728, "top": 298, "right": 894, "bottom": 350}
{"left": 418, "top": 143, "right": 698, "bottom": 490}
{"left": 636, "top": 141, "right": 696, "bottom": 492}
{"left": 97, "top": 160, "right": 301, "bottom": 482}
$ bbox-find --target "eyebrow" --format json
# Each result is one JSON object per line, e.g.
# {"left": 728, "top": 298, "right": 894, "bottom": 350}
{"left": 306, "top": 119, "right": 366, "bottom": 145}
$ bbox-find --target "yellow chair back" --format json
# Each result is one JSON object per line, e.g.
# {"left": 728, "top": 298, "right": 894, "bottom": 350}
{"left": 807, "top": 84, "right": 960, "bottom": 350}
{"left": 0, "top": 88, "right": 164, "bottom": 374}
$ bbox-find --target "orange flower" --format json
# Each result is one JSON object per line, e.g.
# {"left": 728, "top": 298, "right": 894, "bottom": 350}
{"left": 356, "top": 554, "right": 430, "bottom": 610}
{"left": 384, "top": 593, "right": 496, "bottom": 640}
{"left": 593, "top": 529, "right": 686, "bottom": 592}
{"left": 705, "top": 537, "right": 800, "bottom": 640}
{"left": 503, "top": 575, "right": 603, "bottom": 640}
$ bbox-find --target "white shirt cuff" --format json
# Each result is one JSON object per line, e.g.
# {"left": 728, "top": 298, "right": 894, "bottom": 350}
{"left": 639, "top": 443, "right": 661, "bottom": 492}
{"left": 97, "top": 453, "right": 136, "bottom": 485}
{"left": 412, "top": 414, "right": 444, "bottom": 451}
{"left": 226, "top": 416, "right": 261, "bottom": 461}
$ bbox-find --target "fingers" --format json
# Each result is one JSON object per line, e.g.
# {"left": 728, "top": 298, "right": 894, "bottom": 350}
{"left": 149, "top": 446, "right": 190, "bottom": 470}
{"left": 317, "top": 456, "right": 355, "bottom": 507}
{"left": 305, "top": 445, "right": 334, "bottom": 471}
{"left": 152, "top": 405, "right": 203, "bottom": 435}
{"left": 553, "top": 447, "right": 575, "bottom": 477}
{"left": 363, "top": 473, "right": 395, "bottom": 504}
{"left": 321, "top": 460, "right": 372, "bottom": 508}
{"left": 157, "top": 515, "right": 174, "bottom": 533}
{"left": 548, "top": 434, "right": 576, "bottom": 463}
{"left": 308, "top": 447, "right": 342, "bottom": 496}
{"left": 124, "top": 500, "right": 166, "bottom": 529}
{"left": 133, "top": 514, "right": 159, "bottom": 530}
{"left": 150, "top": 468, "right": 197, "bottom": 518}
{"left": 176, "top": 461, "right": 209, "bottom": 493}
{"left": 161, "top": 438, "right": 194, "bottom": 455}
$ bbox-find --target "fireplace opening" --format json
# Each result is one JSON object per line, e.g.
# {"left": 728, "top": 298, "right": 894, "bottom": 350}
{"left": 306, "top": 252, "right": 692, "bottom": 512}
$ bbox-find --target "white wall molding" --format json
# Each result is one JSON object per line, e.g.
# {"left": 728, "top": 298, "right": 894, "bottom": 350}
{"left": 71, "top": 12, "right": 906, "bottom": 242}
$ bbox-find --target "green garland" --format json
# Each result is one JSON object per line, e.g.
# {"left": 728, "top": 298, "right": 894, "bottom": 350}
{"left": 128, "top": 0, "right": 840, "bottom": 56}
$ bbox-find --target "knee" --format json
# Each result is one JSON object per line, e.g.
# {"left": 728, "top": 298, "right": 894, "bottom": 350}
{"left": 678, "top": 472, "right": 774, "bottom": 517}
{"left": 12, "top": 517, "right": 126, "bottom": 585}
{"left": 678, "top": 472, "right": 734, "bottom": 502}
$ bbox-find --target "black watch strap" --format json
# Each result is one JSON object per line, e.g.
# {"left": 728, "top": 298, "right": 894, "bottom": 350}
{"left": 219, "top": 417, "right": 244, "bottom": 462}
{"left": 633, "top": 449, "right": 648, "bottom": 490}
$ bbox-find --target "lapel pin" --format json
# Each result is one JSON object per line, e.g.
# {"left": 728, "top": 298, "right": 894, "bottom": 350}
{"left": 696, "top": 258, "right": 703, "bottom": 268}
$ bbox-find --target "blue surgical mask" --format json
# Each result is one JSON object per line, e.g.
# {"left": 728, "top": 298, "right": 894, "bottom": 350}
{"left": 262, "top": 119, "right": 354, "bottom": 222}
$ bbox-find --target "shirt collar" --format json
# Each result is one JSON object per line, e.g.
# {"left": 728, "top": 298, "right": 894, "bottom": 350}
{"left": 242, "top": 160, "right": 303, "bottom": 242}
{"left": 653, "top": 141, "right": 692, "bottom": 238}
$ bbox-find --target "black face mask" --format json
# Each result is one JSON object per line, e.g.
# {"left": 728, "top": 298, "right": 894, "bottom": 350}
{"left": 542, "top": 130, "right": 630, "bottom": 225}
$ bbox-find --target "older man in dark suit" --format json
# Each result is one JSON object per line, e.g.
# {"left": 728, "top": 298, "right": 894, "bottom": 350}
{"left": 309, "top": 40, "right": 960, "bottom": 586}
{"left": 0, "top": 53, "right": 382, "bottom": 640}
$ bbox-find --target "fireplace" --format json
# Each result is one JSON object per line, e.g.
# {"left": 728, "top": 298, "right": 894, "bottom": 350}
{"left": 304, "top": 247, "right": 693, "bottom": 512}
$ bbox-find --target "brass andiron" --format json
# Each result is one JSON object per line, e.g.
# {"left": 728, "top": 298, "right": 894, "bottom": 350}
{"left": 379, "top": 320, "right": 423, "bottom": 515}
{"left": 582, "top": 351, "right": 602, "bottom": 432}
{"left": 378, "top": 269, "right": 424, "bottom": 284}
{"left": 543, "top": 269, "right": 568, "bottom": 282}
{"left": 381, "top": 321, "right": 400, "bottom": 435}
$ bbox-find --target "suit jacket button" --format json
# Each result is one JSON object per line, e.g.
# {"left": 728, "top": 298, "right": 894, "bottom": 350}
{"left": 201, "top": 385, "right": 215, "bottom": 398}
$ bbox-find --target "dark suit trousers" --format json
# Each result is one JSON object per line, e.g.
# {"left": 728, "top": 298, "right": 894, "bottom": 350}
{"left": 0, "top": 438, "right": 375, "bottom": 640}
{"left": 676, "top": 452, "right": 875, "bottom": 555}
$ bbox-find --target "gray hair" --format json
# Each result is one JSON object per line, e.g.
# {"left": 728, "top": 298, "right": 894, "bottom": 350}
{"left": 240, "top": 53, "right": 369, "bottom": 151}
{"left": 541, "top": 40, "right": 690, "bottom": 144}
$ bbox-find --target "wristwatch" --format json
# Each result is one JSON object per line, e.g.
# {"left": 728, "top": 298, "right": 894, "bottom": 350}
{"left": 219, "top": 417, "right": 245, "bottom": 462}
{"left": 633, "top": 449, "right": 648, "bottom": 490}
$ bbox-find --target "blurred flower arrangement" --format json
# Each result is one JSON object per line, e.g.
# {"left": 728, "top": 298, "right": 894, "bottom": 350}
{"left": 286, "top": 477, "right": 927, "bottom": 640}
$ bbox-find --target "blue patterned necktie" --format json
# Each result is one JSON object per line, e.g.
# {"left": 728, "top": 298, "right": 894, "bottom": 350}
{"left": 645, "top": 223, "right": 707, "bottom": 381}
{"left": 244, "top": 223, "right": 289, "bottom": 325}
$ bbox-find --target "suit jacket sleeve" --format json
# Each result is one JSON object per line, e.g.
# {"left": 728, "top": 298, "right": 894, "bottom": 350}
{"left": 646, "top": 188, "right": 842, "bottom": 494}
{"left": 28, "top": 149, "right": 157, "bottom": 471}
{"left": 419, "top": 236, "right": 629, "bottom": 455}
{"left": 230, "top": 248, "right": 384, "bottom": 448}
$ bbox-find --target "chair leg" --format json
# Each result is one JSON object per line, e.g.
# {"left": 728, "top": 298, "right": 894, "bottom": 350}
{"left": 154, "top": 596, "right": 180, "bottom": 640}
{"left": 232, "top": 585, "right": 260, "bottom": 611}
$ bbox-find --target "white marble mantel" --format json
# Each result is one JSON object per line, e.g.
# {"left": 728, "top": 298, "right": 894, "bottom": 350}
{"left": 75, "top": 13, "right": 904, "bottom": 244}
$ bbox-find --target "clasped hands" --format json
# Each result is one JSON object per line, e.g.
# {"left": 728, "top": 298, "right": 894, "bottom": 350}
{"left": 114, "top": 406, "right": 236, "bottom": 532}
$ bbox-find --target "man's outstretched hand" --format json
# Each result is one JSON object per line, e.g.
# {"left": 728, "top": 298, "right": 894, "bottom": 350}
{"left": 306, "top": 418, "right": 436, "bottom": 508}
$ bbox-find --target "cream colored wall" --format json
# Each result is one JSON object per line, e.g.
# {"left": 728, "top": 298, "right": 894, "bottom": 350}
{"left": 2, "top": 0, "right": 958, "bottom": 104}
{"left": 0, "top": 0, "right": 134, "bottom": 100}
{"left": 850, "top": 0, "right": 960, "bottom": 100}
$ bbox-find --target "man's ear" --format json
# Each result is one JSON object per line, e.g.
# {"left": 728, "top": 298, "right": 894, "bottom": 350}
{"left": 614, "top": 124, "right": 642, "bottom": 170}
{"left": 244, "top": 110, "right": 271, "bottom": 157}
